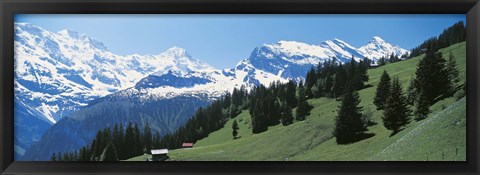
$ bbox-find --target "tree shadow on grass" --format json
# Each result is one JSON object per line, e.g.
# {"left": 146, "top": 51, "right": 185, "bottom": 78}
{"left": 337, "top": 133, "right": 376, "bottom": 145}
{"left": 389, "top": 128, "right": 406, "bottom": 137}
{"left": 363, "top": 84, "right": 374, "bottom": 89}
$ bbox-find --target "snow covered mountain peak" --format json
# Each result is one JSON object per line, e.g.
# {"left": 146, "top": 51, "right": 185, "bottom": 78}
{"left": 370, "top": 36, "right": 386, "bottom": 44}
{"left": 56, "top": 29, "right": 108, "bottom": 51}
{"left": 162, "top": 46, "right": 190, "bottom": 58}
{"left": 14, "top": 22, "right": 411, "bottom": 126}
{"left": 326, "top": 38, "right": 353, "bottom": 46}
{"left": 15, "top": 23, "right": 47, "bottom": 35}
{"left": 13, "top": 23, "right": 217, "bottom": 123}
{"left": 57, "top": 29, "right": 83, "bottom": 39}
{"left": 359, "top": 36, "right": 409, "bottom": 59}
{"left": 152, "top": 47, "right": 215, "bottom": 77}
{"left": 263, "top": 40, "right": 328, "bottom": 59}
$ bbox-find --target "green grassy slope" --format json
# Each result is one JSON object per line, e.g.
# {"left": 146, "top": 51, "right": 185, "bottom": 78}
{"left": 371, "top": 98, "right": 466, "bottom": 161}
{"left": 128, "top": 42, "right": 466, "bottom": 161}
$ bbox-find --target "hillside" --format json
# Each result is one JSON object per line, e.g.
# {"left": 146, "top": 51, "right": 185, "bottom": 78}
{"left": 128, "top": 42, "right": 466, "bottom": 161}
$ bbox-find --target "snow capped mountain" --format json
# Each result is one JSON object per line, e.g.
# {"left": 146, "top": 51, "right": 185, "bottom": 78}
{"left": 14, "top": 23, "right": 219, "bottom": 123}
{"left": 233, "top": 37, "right": 410, "bottom": 87}
{"left": 16, "top": 23, "right": 410, "bottom": 160}
{"left": 14, "top": 23, "right": 227, "bottom": 157}
{"left": 15, "top": 23, "right": 409, "bottom": 125}
{"left": 358, "top": 36, "right": 409, "bottom": 59}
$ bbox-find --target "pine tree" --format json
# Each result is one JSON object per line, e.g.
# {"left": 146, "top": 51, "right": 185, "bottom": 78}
{"left": 295, "top": 81, "right": 313, "bottom": 121}
{"left": 357, "top": 59, "right": 369, "bottom": 83}
{"left": 332, "top": 64, "right": 347, "bottom": 98}
{"left": 280, "top": 101, "right": 293, "bottom": 126}
{"left": 445, "top": 52, "right": 460, "bottom": 96}
{"left": 143, "top": 123, "right": 153, "bottom": 153}
{"left": 382, "top": 77, "right": 411, "bottom": 135}
{"left": 347, "top": 57, "right": 358, "bottom": 88}
{"left": 229, "top": 104, "right": 240, "bottom": 118}
{"left": 333, "top": 82, "right": 367, "bottom": 144}
{"left": 101, "top": 141, "right": 118, "bottom": 161}
{"left": 124, "top": 123, "right": 134, "bottom": 158}
{"left": 347, "top": 56, "right": 368, "bottom": 90}
{"left": 413, "top": 43, "right": 449, "bottom": 103}
{"left": 112, "top": 123, "right": 124, "bottom": 159}
{"left": 305, "top": 67, "right": 317, "bottom": 99}
{"left": 379, "top": 56, "right": 386, "bottom": 66}
{"left": 285, "top": 80, "right": 298, "bottom": 108}
{"left": 406, "top": 77, "right": 416, "bottom": 105}
{"left": 249, "top": 85, "right": 268, "bottom": 134}
{"left": 133, "top": 123, "right": 142, "bottom": 156}
{"left": 414, "top": 89, "right": 431, "bottom": 121}
{"left": 311, "top": 79, "right": 323, "bottom": 98}
{"left": 232, "top": 119, "right": 239, "bottom": 139}
{"left": 373, "top": 70, "right": 391, "bottom": 110}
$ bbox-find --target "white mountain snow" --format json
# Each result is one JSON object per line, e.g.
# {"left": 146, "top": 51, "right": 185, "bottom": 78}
{"left": 15, "top": 22, "right": 409, "bottom": 124}
{"left": 358, "top": 36, "right": 409, "bottom": 60}
{"left": 14, "top": 23, "right": 220, "bottom": 124}
{"left": 15, "top": 23, "right": 410, "bottom": 160}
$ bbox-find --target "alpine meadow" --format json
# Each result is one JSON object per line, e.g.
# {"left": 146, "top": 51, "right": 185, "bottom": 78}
{"left": 13, "top": 15, "right": 466, "bottom": 161}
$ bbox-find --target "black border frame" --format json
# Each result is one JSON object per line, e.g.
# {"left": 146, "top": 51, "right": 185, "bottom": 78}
{"left": 1, "top": 0, "right": 479, "bottom": 174}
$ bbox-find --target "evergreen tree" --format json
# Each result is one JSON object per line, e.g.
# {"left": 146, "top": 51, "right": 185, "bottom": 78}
{"left": 406, "top": 77, "right": 416, "bottom": 105}
{"left": 133, "top": 123, "right": 142, "bottom": 156}
{"left": 414, "top": 89, "right": 431, "bottom": 121}
{"left": 379, "top": 56, "right": 386, "bottom": 66}
{"left": 295, "top": 81, "right": 313, "bottom": 121}
{"left": 102, "top": 141, "right": 118, "bottom": 161}
{"left": 332, "top": 64, "right": 347, "bottom": 98}
{"left": 285, "top": 80, "right": 298, "bottom": 108}
{"left": 362, "top": 57, "right": 372, "bottom": 67}
{"left": 305, "top": 67, "right": 317, "bottom": 99}
{"left": 232, "top": 119, "right": 239, "bottom": 139}
{"left": 266, "top": 92, "right": 281, "bottom": 126}
{"left": 143, "top": 123, "right": 153, "bottom": 153}
{"left": 373, "top": 70, "right": 391, "bottom": 110}
{"left": 358, "top": 59, "right": 369, "bottom": 83}
{"left": 79, "top": 146, "right": 90, "bottom": 161}
{"left": 413, "top": 43, "right": 449, "bottom": 103}
{"left": 229, "top": 104, "right": 240, "bottom": 118}
{"left": 445, "top": 52, "right": 460, "bottom": 96}
{"left": 112, "top": 123, "right": 124, "bottom": 159}
{"left": 249, "top": 85, "right": 269, "bottom": 134}
{"left": 311, "top": 79, "right": 323, "bottom": 98}
{"left": 333, "top": 82, "right": 367, "bottom": 144}
{"left": 223, "top": 92, "right": 232, "bottom": 109}
{"left": 347, "top": 57, "right": 358, "bottom": 86}
{"left": 389, "top": 53, "right": 399, "bottom": 63}
{"left": 280, "top": 101, "right": 294, "bottom": 126}
{"left": 347, "top": 56, "right": 368, "bottom": 90}
{"left": 124, "top": 123, "right": 134, "bottom": 158}
{"left": 382, "top": 77, "right": 411, "bottom": 135}
{"left": 153, "top": 131, "right": 161, "bottom": 149}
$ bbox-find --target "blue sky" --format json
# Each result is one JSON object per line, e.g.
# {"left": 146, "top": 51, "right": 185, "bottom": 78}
{"left": 15, "top": 14, "right": 465, "bottom": 69}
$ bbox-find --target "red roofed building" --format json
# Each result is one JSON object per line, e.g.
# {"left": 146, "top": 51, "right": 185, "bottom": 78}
{"left": 182, "top": 143, "right": 194, "bottom": 148}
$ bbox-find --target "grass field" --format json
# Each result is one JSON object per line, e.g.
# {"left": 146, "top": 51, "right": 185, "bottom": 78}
{"left": 127, "top": 42, "right": 466, "bottom": 161}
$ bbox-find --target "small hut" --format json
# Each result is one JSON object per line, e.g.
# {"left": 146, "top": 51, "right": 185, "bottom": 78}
{"left": 182, "top": 143, "right": 194, "bottom": 148}
{"left": 150, "top": 149, "right": 169, "bottom": 161}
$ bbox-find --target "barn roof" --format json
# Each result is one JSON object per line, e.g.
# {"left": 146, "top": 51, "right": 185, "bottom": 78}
{"left": 151, "top": 149, "right": 168, "bottom": 155}
{"left": 182, "top": 143, "right": 194, "bottom": 147}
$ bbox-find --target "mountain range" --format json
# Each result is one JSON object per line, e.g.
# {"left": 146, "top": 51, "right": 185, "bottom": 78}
{"left": 14, "top": 22, "right": 409, "bottom": 160}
